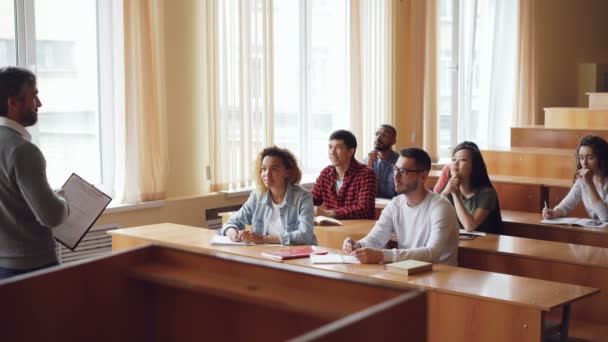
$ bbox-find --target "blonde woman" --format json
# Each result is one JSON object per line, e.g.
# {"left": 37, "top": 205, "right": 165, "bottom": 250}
{"left": 220, "top": 146, "right": 317, "bottom": 245}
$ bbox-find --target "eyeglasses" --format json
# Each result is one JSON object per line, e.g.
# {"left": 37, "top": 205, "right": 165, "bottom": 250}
{"left": 392, "top": 167, "right": 425, "bottom": 176}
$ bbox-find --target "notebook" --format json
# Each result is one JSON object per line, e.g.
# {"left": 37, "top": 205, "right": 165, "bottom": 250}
{"left": 309, "top": 254, "right": 360, "bottom": 264}
{"left": 313, "top": 216, "right": 343, "bottom": 226}
{"left": 540, "top": 217, "right": 608, "bottom": 228}
{"left": 261, "top": 246, "right": 328, "bottom": 260}
{"left": 384, "top": 259, "right": 432, "bottom": 276}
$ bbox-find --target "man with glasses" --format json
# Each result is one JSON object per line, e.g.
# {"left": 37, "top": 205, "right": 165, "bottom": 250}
{"left": 363, "top": 124, "right": 399, "bottom": 198}
{"left": 343, "top": 147, "right": 459, "bottom": 265}
{"left": 312, "top": 129, "right": 377, "bottom": 219}
{"left": 0, "top": 67, "right": 70, "bottom": 280}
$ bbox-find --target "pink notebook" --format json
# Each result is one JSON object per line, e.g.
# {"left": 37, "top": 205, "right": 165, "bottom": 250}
{"left": 261, "top": 246, "right": 328, "bottom": 260}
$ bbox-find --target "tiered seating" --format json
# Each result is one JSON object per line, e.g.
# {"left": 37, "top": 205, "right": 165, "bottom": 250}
{"left": 478, "top": 93, "right": 608, "bottom": 216}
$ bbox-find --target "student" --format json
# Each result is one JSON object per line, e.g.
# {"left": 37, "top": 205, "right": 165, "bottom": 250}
{"left": 0, "top": 66, "right": 70, "bottom": 280}
{"left": 363, "top": 124, "right": 399, "bottom": 198}
{"left": 220, "top": 146, "right": 317, "bottom": 245}
{"left": 311, "top": 129, "right": 377, "bottom": 219}
{"left": 543, "top": 135, "right": 608, "bottom": 221}
{"left": 343, "top": 148, "right": 459, "bottom": 265}
{"left": 440, "top": 141, "right": 502, "bottom": 233}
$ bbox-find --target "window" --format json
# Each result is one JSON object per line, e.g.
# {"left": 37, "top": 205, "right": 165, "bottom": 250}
{"left": 1, "top": 0, "right": 121, "bottom": 194}
{"left": 438, "top": 0, "right": 518, "bottom": 159}
{"left": 273, "top": 0, "right": 348, "bottom": 173}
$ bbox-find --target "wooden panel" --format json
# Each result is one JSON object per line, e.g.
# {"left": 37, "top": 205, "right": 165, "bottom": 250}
{"left": 0, "top": 244, "right": 427, "bottom": 342}
{"left": 545, "top": 108, "right": 608, "bottom": 129}
{"left": 547, "top": 186, "right": 589, "bottom": 218}
{"left": 459, "top": 248, "right": 608, "bottom": 325}
{"left": 510, "top": 126, "right": 608, "bottom": 149}
{"left": 482, "top": 148, "right": 575, "bottom": 179}
{"left": 428, "top": 291, "right": 541, "bottom": 342}
{"left": 493, "top": 182, "right": 543, "bottom": 212}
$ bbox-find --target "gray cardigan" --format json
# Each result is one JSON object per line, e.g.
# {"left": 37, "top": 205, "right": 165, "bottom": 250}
{"left": 555, "top": 177, "right": 608, "bottom": 221}
{"left": 0, "top": 126, "right": 69, "bottom": 269}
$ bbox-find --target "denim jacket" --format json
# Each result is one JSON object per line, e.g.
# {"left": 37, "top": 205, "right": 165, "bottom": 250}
{"left": 220, "top": 183, "right": 318, "bottom": 245}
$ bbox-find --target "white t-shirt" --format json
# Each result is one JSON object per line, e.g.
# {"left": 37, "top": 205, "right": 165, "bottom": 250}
{"left": 359, "top": 191, "right": 459, "bottom": 265}
{"left": 266, "top": 200, "right": 284, "bottom": 236}
{"left": 335, "top": 179, "right": 344, "bottom": 195}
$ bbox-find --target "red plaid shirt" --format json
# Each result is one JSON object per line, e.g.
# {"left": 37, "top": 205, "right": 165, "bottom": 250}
{"left": 311, "top": 160, "right": 377, "bottom": 219}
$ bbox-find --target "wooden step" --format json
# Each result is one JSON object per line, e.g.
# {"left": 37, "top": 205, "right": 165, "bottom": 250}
{"left": 544, "top": 108, "right": 608, "bottom": 129}
{"left": 588, "top": 92, "right": 608, "bottom": 109}
{"left": 482, "top": 147, "right": 575, "bottom": 179}
{"left": 511, "top": 126, "right": 608, "bottom": 149}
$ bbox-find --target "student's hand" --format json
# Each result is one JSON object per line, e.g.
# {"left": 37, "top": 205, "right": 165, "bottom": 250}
{"left": 342, "top": 237, "right": 361, "bottom": 253}
{"left": 367, "top": 150, "right": 378, "bottom": 167}
{"left": 579, "top": 168, "right": 594, "bottom": 184}
{"left": 226, "top": 228, "right": 241, "bottom": 242}
{"left": 445, "top": 176, "right": 460, "bottom": 195}
{"left": 315, "top": 207, "right": 336, "bottom": 218}
{"left": 239, "top": 231, "right": 264, "bottom": 244}
{"left": 542, "top": 208, "right": 555, "bottom": 219}
{"left": 351, "top": 247, "right": 383, "bottom": 264}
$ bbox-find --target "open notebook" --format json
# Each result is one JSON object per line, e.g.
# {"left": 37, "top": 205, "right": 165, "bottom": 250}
{"left": 309, "top": 254, "right": 360, "bottom": 264}
{"left": 540, "top": 217, "right": 608, "bottom": 228}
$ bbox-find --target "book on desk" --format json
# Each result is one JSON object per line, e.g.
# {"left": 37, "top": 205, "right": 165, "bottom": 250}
{"left": 314, "top": 215, "right": 343, "bottom": 226}
{"left": 384, "top": 259, "right": 432, "bottom": 276}
{"left": 261, "top": 246, "right": 328, "bottom": 260}
{"left": 540, "top": 217, "right": 608, "bottom": 228}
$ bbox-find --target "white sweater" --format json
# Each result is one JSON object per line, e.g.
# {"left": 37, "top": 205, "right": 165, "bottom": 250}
{"left": 359, "top": 191, "right": 459, "bottom": 265}
{"left": 554, "top": 177, "right": 608, "bottom": 221}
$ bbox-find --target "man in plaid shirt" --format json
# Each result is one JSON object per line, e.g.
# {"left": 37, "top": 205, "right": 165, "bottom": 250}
{"left": 311, "top": 130, "right": 377, "bottom": 219}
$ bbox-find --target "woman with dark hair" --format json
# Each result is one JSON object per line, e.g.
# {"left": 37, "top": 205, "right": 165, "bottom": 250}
{"left": 543, "top": 135, "right": 608, "bottom": 221}
{"left": 220, "top": 146, "right": 317, "bottom": 245}
{"left": 440, "top": 141, "right": 502, "bottom": 233}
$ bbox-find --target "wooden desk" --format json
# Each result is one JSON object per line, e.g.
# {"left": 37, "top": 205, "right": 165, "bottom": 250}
{"left": 459, "top": 233, "right": 608, "bottom": 335}
{"left": 219, "top": 211, "right": 376, "bottom": 250}
{"left": 109, "top": 223, "right": 599, "bottom": 342}
{"left": 502, "top": 209, "right": 608, "bottom": 248}
{"left": 1, "top": 244, "right": 425, "bottom": 341}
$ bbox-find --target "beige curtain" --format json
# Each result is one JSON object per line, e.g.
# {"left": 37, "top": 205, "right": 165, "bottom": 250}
{"left": 514, "top": 0, "right": 537, "bottom": 126}
{"left": 400, "top": 0, "right": 438, "bottom": 161}
{"left": 350, "top": 0, "right": 394, "bottom": 158}
{"left": 207, "top": 0, "right": 274, "bottom": 191}
{"left": 119, "top": 0, "right": 169, "bottom": 203}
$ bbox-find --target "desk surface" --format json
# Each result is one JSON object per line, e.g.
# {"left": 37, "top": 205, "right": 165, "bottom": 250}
{"left": 108, "top": 223, "right": 598, "bottom": 312}
{"left": 502, "top": 210, "right": 608, "bottom": 236}
{"left": 459, "top": 233, "right": 608, "bottom": 269}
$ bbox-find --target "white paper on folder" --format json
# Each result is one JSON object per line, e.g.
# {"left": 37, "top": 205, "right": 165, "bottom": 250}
{"left": 53, "top": 174, "right": 112, "bottom": 250}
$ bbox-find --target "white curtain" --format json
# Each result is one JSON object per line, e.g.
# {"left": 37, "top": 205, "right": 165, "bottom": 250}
{"left": 208, "top": 0, "right": 274, "bottom": 191}
{"left": 118, "top": 0, "right": 169, "bottom": 203}
{"left": 350, "top": 0, "right": 393, "bottom": 157}
{"left": 457, "top": 0, "right": 518, "bottom": 148}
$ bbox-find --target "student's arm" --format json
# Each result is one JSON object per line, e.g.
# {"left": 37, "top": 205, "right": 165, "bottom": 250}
{"left": 383, "top": 201, "right": 457, "bottom": 264}
{"left": 333, "top": 168, "right": 377, "bottom": 219}
{"left": 14, "top": 143, "right": 69, "bottom": 228}
{"left": 358, "top": 201, "right": 396, "bottom": 249}
{"left": 552, "top": 181, "right": 582, "bottom": 218}
{"left": 433, "top": 164, "right": 451, "bottom": 193}
{"left": 311, "top": 169, "right": 327, "bottom": 206}
{"left": 279, "top": 191, "right": 317, "bottom": 245}
{"left": 453, "top": 188, "right": 496, "bottom": 232}
{"left": 219, "top": 191, "right": 257, "bottom": 236}
{"left": 577, "top": 170, "right": 608, "bottom": 220}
